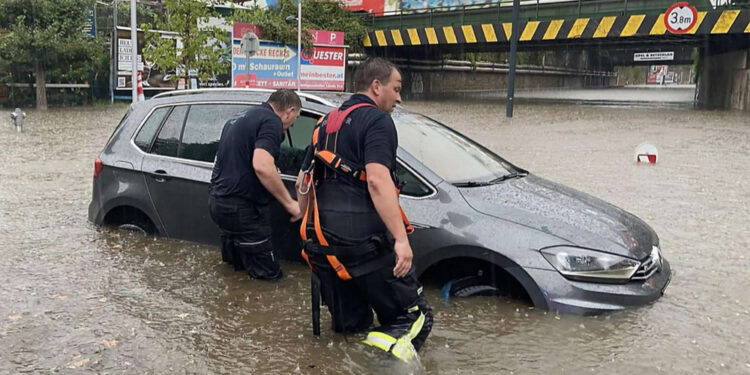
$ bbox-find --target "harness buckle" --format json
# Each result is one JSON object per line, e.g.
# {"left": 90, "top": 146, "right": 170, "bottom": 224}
{"left": 298, "top": 169, "right": 313, "bottom": 196}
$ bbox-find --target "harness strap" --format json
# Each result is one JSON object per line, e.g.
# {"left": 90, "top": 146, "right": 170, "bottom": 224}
{"left": 300, "top": 101, "right": 413, "bottom": 281}
{"left": 314, "top": 150, "right": 367, "bottom": 182}
{"left": 324, "top": 103, "right": 374, "bottom": 134}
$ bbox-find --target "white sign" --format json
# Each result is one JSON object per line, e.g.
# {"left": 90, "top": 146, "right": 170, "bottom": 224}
{"left": 634, "top": 52, "right": 675, "bottom": 62}
{"left": 232, "top": 43, "right": 296, "bottom": 63}
{"left": 118, "top": 39, "right": 144, "bottom": 71}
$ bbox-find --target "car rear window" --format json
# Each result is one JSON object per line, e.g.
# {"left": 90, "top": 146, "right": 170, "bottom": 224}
{"left": 134, "top": 106, "right": 170, "bottom": 151}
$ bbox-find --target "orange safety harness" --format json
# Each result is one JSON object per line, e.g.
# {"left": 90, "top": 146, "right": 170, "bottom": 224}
{"left": 299, "top": 103, "right": 414, "bottom": 281}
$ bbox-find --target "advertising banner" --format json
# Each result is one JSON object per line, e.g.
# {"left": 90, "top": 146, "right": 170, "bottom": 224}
{"left": 647, "top": 65, "right": 668, "bottom": 84}
{"left": 634, "top": 52, "right": 674, "bottom": 62}
{"left": 115, "top": 27, "right": 232, "bottom": 91}
{"left": 232, "top": 40, "right": 299, "bottom": 89}
{"left": 300, "top": 47, "right": 346, "bottom": 90}
{"left": 231, "top": 24, "right": 346, "bottom": 91}
{"left": 342, "top": 0, "right": 385, "bottom": 14}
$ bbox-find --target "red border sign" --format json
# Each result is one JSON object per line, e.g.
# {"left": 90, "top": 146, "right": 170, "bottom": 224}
{"left": 664, "top": 2, "right": 698, "bottom": 34}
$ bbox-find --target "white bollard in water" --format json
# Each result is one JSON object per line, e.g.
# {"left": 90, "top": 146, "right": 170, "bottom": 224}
{"left": 10, "top": 108, "right": 26, "bottom": 132}
{"left": 635, "top": 143, "right": 658, "bottom": 164}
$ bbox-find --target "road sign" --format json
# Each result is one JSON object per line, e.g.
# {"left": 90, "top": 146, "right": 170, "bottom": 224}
{"left": 665, "top": 2, "right": 698, "bottom": 34}
{"left": 241, "top": 32, "right": 260, "bottom": 56}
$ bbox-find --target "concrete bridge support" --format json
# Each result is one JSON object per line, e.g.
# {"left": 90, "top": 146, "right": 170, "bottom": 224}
{"left": 697, "top": 49, "right": 750, "bottom": 111}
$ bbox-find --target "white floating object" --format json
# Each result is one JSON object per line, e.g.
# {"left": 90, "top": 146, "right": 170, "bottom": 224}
{"left": 635, "top": 142, "right": 658, "bottom": 164}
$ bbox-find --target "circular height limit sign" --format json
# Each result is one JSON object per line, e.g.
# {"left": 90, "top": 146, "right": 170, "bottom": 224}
{"left": 665, "top": 2, "right": 698, "bottom": 34}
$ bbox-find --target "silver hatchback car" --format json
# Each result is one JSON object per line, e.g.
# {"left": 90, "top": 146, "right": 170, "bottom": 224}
{"left": 89, "top": 89, "right": 671, "bottom": 315}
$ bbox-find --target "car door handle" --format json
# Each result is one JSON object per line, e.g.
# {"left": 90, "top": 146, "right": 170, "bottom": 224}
{"left": 151, "top": 169, "right": 170, "bottom": 182}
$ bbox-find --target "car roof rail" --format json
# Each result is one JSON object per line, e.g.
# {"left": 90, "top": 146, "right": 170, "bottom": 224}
{"left": 150, "top": 88, "right": 335, "bottom": 107}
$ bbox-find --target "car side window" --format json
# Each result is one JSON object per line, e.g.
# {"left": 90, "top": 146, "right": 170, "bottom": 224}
{"left": 134, "top": 106, "right": 170, "bottom": 151}
{"left": 396, "top": 163, "right": 433, "bottom": 197}
{"left": 151, "top": 105, "right": 188, "bottom": 157}
{"left": 180, "top": 104, "right": 249, "bottom": 163}
{"left": 289, "top": 114, "right": 319, "bottom": 149}
{"left": 277, "top": 112, "right": 319, "bottom": 175}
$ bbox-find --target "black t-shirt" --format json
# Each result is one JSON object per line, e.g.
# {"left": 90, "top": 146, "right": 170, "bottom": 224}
{"left": 305, "top": 94, "right": 398, "bottom": 240}
{"left": 210, "top": 102, "right": 282, "bottom": 205}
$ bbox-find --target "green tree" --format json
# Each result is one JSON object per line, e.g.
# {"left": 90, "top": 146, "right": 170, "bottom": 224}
{"left": 141, "top": 0, "right": 229, "bottom": 87}
{"left": 230, "top": 0, "right": 367, "bottom": 52}
{"left": 0, "top": 0, "right": 103, "bottom": 109}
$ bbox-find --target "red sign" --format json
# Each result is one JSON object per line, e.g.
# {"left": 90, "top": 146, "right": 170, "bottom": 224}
{"left": 233, "top": 23, "right": 263, "bottom": 39}
{"left": 342, "top": 0, "right": 384, "bottom": 14}
{"left": 664, "top": 2, "right": 698, "bottom": 34}
{"left": 300, "top": 45, "right": 346, "bottom": 91}
{"left": 310, "top": 30, "right": 345, "bottom": 46}
{"left": 302, "top": 47, "right": 346, "bottom": 66}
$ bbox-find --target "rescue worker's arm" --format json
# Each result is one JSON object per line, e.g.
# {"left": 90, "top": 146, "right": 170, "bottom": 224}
{"left": 253, "top": 148, "right": 302, "bottom": 222}
{"left": 366, "top": 162, "right": 412, "bottom": 278}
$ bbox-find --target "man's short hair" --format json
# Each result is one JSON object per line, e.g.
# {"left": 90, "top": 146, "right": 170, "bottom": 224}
{"left": 354, "top": 58, "right": 399, "bottom": 92}
{"left": 267, "top": 89, "right": 301, "bottom": 111}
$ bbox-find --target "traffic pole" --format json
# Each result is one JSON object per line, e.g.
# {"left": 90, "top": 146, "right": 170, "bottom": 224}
{"left": 506, "top": 0, "right": 520, "bottom": 118}
{"left": 130, "top": 0, "right": 137, "bottom": 103}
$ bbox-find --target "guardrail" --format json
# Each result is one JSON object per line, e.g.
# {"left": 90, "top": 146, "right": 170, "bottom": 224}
{"left": 364, "top": 0, "right": 748, "bottom": 29}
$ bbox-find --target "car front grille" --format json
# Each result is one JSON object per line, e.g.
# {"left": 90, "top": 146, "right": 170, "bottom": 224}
{"left": 631, "top": 253, "right": 660, "bottom": 281}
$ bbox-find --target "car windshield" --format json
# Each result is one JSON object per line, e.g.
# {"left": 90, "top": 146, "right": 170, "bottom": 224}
{"left": 393, "top": 110, "right": 515, "bottom": 184}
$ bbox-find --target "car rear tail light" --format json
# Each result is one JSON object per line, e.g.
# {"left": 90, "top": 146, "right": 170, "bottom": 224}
{"left": 94, "top": 158, "right": 103, "bottom": 178}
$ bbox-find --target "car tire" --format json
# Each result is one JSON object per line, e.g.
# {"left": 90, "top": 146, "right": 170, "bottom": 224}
{"left": 115, "top": 214, "right": 154, "bottom": 235}
{"left": 442, "top": 275, "right": 500, "bottom": 298}
{"left": 117, "top": 223, "right": 149, "bottom": 235}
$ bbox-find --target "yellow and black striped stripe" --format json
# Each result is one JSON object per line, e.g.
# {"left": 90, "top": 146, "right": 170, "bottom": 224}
{"left": 364, "top": 8, "right": 750, "bottom": 47}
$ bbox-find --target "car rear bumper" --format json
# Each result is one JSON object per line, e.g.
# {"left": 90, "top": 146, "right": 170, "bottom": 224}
{"left": 525, "top": 258, "right": 671, "bottom": 315}
{"left": 88, "top": 178, "right": 102, "bottom": 224}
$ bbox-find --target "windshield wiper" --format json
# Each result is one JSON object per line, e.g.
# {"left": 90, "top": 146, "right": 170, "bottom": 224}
{"left": 489, "top": 172, "right": 528, "bottom": 184}
{"left": 452, "top": 181, "right": 491, "bottom": 187}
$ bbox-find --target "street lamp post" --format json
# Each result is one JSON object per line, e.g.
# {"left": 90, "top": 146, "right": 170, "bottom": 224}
{"left": 286, "top": 2, "right": 302, "bottom": 93}
{"left": 130, "top": 0, "right": 138, "bottom": 103}
{"left": 297, "top": 0, "right": 301, "bottom": 92}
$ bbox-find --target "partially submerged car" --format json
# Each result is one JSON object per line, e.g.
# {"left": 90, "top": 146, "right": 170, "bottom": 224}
{"left": 89, "top": 89, "right": 671, "bottom": 315}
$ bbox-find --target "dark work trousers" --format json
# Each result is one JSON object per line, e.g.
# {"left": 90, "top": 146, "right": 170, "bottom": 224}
{"left": 314, "top": 244, "right": 433, "bottom": 352}
{"left": 208, "top": 195, "right": 282, "bottom": 281}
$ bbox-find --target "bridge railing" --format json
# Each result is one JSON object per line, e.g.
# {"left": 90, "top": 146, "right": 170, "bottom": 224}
{"left": 364, "top": 0, "right": 746, "bottom": 29}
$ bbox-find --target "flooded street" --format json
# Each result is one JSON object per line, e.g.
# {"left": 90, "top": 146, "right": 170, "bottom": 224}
{"left": 1, "top": 97, "right": 748, "bottom": 374}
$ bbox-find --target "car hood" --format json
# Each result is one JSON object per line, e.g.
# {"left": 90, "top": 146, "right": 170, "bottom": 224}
{"left": 458, "top": 175, "right": 654, "bottom": 259}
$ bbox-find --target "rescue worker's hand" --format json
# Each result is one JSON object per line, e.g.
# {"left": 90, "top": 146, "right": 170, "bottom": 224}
{"left": 393, "top": 239, "right": 413, "bottom": 278}
{"left": 286, "top": 201, "right": 303, "bottom": 222}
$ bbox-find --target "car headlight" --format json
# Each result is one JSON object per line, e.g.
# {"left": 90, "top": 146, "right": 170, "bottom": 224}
{"left": 651, "top": 245, "right": 662, "bottom": 268}
{"left": 540, "top": 246, "right": 641, "bottom": 283}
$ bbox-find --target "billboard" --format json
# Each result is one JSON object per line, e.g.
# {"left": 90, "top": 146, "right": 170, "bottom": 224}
{"left": 232, "top": 41, "right": 299, "bottom": 89}
{"left": 300, "top": 47, "right": 346, "bottom": 90}
{"left": 231, "top": 24, "right": 346, "bottom": 91}
{"left": 647, "top": 65, "right": 668, "bottom": 84}
{"left": 115, "top": 27, "right": 232, "bottom": 91}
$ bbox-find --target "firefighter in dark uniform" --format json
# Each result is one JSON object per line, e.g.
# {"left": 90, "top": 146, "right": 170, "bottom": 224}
{"left": 296, "top": 58, "right": 433, "bottom": 362}
{"left": 209, "top": 89, "right": 302, "bottom": 280}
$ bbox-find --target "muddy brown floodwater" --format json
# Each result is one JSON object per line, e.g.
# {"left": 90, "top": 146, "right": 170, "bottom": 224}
{"left": 1, "top": 98, "right": 748, "bottom": 374}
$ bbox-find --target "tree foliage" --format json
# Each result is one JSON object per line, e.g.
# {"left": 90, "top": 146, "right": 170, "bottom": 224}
{"left": 141, "top": 0, "right": 229, "bottom": 85}
{"left": 0, "top": 0, "right": 104, "bottom": 109}
{"left": 230, "top": 0, "right": 368, "bottom": 52}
